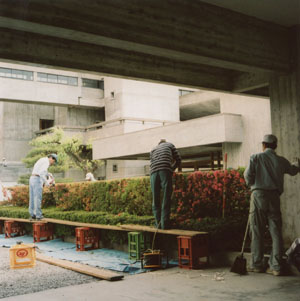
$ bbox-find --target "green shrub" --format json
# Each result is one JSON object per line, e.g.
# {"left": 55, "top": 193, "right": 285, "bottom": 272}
{"left": 9, "top": 170, "right": 250, "bottom": 222}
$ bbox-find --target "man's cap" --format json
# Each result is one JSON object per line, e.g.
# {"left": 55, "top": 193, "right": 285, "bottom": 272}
{"left": 48, "top": 153, "right": 58, "bottom": 163}
{"left": 262, "top": 134, "right": 278, "bottom": 144}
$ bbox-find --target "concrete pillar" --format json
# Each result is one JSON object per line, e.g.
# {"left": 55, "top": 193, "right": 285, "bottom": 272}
{"left": 269, "top": 26, "right": 300, "bottom": 246}
{"left": 0, "top": 102, "right": 3, "bottom": 159}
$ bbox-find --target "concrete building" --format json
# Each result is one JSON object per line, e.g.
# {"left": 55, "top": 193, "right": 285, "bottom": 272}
{"left": 93, "top": 90, "right": 271, "bottom": 173}
{"left": 0, "top": 61, "right": 105, "bottom": 182}
{"left": 0, "top": 61, "right": 271, "bottom": 182}
{"left": 0, "top": 62, "right": 189, "bottom": 181}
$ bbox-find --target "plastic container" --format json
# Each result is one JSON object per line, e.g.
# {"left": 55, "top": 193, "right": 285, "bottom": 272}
{"left": 9, "top": 241, "right": 36, "bottom": 269}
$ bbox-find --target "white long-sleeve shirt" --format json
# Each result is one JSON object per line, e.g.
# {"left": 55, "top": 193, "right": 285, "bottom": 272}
{"left": 32, "top": 157, "right": 50, "bottom": 184}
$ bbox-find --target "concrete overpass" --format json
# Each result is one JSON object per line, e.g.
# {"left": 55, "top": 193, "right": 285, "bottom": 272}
{"left": 0, "top": 0, "right": 299, "bottom": 244}
{"left": 0, "top": 0, "right": 294, "bottom": 95}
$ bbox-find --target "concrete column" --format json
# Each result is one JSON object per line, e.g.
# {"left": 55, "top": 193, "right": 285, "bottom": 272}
{"left": 269, "top": 26, "right": 300, "bottom": 246}
{"left": 0, "top": 102, "right": 3, "bottom": 159}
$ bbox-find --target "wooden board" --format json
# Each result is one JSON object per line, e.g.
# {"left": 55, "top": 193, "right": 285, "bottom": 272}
{"left": 0, "top": 217, "right": 47, "bottom": 224}
{"left": 43, "top": 218, "right": 126, "bottom": 231}
{"left": 119, "top": 224, "right": 207, "bottom": 236}
{"left": 36, "top": 253, "right": 124, "bottom": 281}
{"left": 0, "top": 217, "right": 207, "bottom": 237}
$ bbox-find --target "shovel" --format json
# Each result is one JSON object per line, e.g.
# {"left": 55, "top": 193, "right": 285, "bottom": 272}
{"left": 230, "top": 216, "right": 250, "bottom": 275}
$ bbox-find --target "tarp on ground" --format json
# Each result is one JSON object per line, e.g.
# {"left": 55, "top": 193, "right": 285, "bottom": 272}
{"left": 0, "top": 234, "right": 174, "bottom": 274}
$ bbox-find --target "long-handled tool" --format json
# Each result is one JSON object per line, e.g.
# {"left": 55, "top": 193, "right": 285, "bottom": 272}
{"left": 230, "top": 216, "right": 250, "bottom": 275}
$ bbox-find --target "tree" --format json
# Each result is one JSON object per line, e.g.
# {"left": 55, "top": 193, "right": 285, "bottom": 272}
{"left": 21, "top": 127, "right": 103, "bottom": 181}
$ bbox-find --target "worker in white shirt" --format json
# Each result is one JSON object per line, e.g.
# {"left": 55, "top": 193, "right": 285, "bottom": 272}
{"left": 85, "top": 172, "right": 96, "bottom": 182}
{"left": 29, "top": 154, "right": 58, "bottom": 220}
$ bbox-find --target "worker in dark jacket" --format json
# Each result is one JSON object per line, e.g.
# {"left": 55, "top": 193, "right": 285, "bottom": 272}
{"left": 150, "top": 139, "right": 181, "bottom": 229}
{"left": 244, "top": 134, "right": 300, "bottom": 276}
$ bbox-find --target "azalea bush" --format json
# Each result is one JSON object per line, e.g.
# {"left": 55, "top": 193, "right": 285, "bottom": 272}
{"left": 172, "top": 169, "right": 250, "bottom": 224}
{"left": 8, "top": 169, "right": 250, "bottom": 224}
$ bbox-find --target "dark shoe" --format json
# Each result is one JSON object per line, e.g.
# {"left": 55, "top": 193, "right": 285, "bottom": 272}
{"left": 36, "top": 216, "right": 44, "bottom": 221}
{"left": 29, "top": 215, "right": 36, "bottom": 221}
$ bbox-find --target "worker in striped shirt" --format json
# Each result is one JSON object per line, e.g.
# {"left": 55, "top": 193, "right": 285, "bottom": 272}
{"left": 150, "top": 139, "right": 181, "bottom": 229}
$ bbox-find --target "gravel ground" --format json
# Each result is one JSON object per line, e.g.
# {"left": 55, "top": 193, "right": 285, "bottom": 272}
{"left": 0, "top": 247, "right": 99, "bottom": 299}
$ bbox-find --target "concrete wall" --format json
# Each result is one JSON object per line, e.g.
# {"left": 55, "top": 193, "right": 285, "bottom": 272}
{"left": 269, "top": 70, "right": 300, "bottom": 246}
{"left": 0, "top": 102, "right": 3, "bottom": 160}
{"left": 104, "top": 77, "right": 179, "bottom": 123}
{"left": 1, "top": 101, "right": 104, "bottom": 163}
{"left": 221, "top": 93, "right": 271, "bottom": 168}
{"left": 0, "top": 62, "right": 104, "bottom": 108}
{"left": 106, "top": 160, "right": 149, "bottom": 180}
{"left": 2, "top": 102, "right": 53, "bottom": 162}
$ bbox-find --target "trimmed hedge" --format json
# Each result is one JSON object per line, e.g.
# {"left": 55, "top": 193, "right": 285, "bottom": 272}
{"left": 3, "top": 169, "right": 252, "bottom": 251}
{"left": 8, "top": 170, "right": 250, "bottom": 221}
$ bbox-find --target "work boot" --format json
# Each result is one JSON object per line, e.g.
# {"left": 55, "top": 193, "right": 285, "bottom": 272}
{"left": 266, "top": 268, "right": 281, "bottom": 276}
{"left": 247, "top": 266, "right": 264, "bottom": 273}
{"left": 29, "top": 215, "right": 36, "bottom": 221}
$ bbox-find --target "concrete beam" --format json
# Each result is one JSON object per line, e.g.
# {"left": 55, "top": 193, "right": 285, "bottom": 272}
{"left": 233, "top": 72, "right": 270, "bottom": 93}
{"left": 0, "top": 0, "right": 292, "bottom": 91}
{"left": 0, "top": 28, "right": 234, "bottom": 91}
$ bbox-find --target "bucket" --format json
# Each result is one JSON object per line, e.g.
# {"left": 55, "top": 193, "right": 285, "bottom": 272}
{"left": 9, "top": 241, "right": 36, "bottom": 269}
{"left": 142, "top": 250, "right": 162, "bottom": 268}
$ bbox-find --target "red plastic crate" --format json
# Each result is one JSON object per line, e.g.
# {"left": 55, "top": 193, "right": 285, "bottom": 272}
{"left": 4, "top": 221, "right": 25, "bottom": 238}
{"left": 75, "top": 227, "right": 99, "bottom": 251}
{"left": 33, "top": 222, "right": 54, "bottom": 242}
{"left": 177, "top": 234, "right": 209, "bottom": 269}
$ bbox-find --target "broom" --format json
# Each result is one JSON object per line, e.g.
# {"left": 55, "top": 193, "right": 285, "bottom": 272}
{"left": 230, "top": 216, "right": 250, "bottom": 275}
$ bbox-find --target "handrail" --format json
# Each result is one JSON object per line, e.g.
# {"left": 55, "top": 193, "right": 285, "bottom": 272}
{"left": 35, "top": 117, "right": 177, "bottom": 135}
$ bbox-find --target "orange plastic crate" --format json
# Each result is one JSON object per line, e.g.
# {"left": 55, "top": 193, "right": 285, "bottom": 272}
{"left": 33, "top": 222, "right": 54, "bottom": 242}
{"left": 75, "top": 227, "right": 99, "bottom": 251}
{"left": 5, "top": 221, "right": 25, "bottom": 238}
{"left": 177, "top": 234, "right": 209, "bottom": 269}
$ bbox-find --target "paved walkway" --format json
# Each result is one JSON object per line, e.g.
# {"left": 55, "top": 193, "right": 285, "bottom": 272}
{"left": 2, "top": 265, "right": 300, "bottom": 301}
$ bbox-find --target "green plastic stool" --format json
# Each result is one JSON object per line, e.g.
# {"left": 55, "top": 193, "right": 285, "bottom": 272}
{"left": 128, "top": 232, "right": 150, "bottom": 260}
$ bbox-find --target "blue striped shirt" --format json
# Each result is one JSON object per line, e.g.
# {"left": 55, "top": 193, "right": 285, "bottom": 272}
{"left": 150, "top": 142, "right": 181, "bottom": 174}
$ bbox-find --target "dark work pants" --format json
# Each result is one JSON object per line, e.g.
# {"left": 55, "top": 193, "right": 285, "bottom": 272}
{"left": 150, "top": 170, "right": 173, "bottom": 229}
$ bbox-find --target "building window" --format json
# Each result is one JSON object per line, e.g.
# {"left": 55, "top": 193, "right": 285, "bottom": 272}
{"left": 0, "top": 67, "right": 33, "bottom": 81}
{"left": 39, "top": 119, "right": 54, "bottom": 130}
{"left": 82, "top": 78, "right": 104, "bottom": 89}
{"left": 179, "top": 89, "right": 194, "bottom": 97}
{"left": 112, "top": 164, "right": 118, "bottom": 173}
{"left": 37, "top": 72, "right": 78, "bottom": 86}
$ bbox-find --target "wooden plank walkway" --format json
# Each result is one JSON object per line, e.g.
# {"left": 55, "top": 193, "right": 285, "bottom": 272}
{"left": 0, "top": 217, "right": 47, "bottom": 223}
{"left": 0, "top": 217, "right": 207, "bottom": 237}
{"left": 36, "top": 253, "right": 124, "bottom": 281}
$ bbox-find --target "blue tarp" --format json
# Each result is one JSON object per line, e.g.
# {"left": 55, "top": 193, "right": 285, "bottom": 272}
{"left": 0, "top": 234, "right": 175, "bottom": 274}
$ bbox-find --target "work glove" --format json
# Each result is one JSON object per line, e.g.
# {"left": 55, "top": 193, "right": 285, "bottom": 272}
{"left": 292, "top": 157, "right": 300, "bottom": 171}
